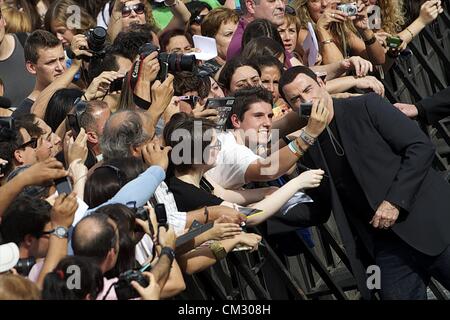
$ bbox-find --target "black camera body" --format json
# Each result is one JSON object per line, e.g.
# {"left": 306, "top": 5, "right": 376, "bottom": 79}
{"left": 0, "top": 116, "right": 14, "bottom": 130}
{"left": 15, "top": 257, "right": 36, "bottom": 276}
{"left": 134, "top": 207, "right": 149, "bottom": 221}
{"left": 114, "top": 270, "right": 149, "bottom": 300}
{"left": 138, "top": 43, "right": 197, "bottom": 82}
{"left": 67, "top": 26, "right": 107, "bottom": 61}
{"left": 299, "top": 102, "right": 313, "bottom": 118}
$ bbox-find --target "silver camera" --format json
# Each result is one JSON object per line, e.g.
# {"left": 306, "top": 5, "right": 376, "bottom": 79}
{"left": 337, "top": 2, "right": 358, "bottom": 16}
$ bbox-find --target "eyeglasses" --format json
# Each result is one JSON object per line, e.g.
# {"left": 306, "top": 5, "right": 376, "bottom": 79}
{"left": 122, "top": 3, "right": 145, "bottom": 18}
{"left": 285, "top": 5, "right": 296, "bottom": 16}
{"left": 18, "top": 137, "right": 38, "bottom": 150}
{"left": 192, "top": 14, "right": 206, "bottom": 25}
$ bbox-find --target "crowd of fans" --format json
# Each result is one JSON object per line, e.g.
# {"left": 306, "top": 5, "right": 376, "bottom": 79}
{"left": 0, "top": 0, "right": 449, "bottom": 300}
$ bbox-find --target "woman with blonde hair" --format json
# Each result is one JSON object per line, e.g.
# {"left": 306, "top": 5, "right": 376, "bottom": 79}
{"left": 371, "top": 0, "right": 443, "bottom": 52}
{"left": 44, "top": 0, "right": 96, "bottom": 49}
{"left": 0, "top": 3, "right": 33, "bottom": 33}
{"left": 291, "top": 0, "right": 386, "bottom": 66}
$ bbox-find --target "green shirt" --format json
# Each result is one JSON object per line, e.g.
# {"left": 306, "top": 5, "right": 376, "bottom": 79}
{"left": 152, "top": 0, "right": 222, "bottom": 29}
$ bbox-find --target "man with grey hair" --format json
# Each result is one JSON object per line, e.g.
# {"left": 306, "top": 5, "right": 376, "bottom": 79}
{"left": 227, "top": 0, "right": 286, "bottom": 59}
{"left": 100, "top": 109, "right": 149, "bottom": 161}
{"left": 100, "top": 109, "right": 245, "bottom": 234}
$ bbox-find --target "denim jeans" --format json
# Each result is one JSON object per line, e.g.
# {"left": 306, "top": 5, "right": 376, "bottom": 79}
{"left": 374, "top": 232, "right": 450, "bottom": 300}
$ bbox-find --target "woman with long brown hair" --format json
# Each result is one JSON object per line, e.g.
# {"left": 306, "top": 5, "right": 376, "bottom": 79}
{"left": 292, "top": 0, "right": 386, "bottom": 66}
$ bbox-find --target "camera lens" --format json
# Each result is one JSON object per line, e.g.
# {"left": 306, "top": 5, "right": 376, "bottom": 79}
{"left": 88, "top": 27, "right": 107, "bottom": 52}
{"left": 166, "top": 54, "right": 196, "bottom": 73}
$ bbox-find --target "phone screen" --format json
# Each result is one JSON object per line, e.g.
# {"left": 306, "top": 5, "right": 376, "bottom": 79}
{"left": 155, "top": 203, "right": 168, "bottom": 227}
{"left": 54, "top": 177, "right": 72, "bottom": 195}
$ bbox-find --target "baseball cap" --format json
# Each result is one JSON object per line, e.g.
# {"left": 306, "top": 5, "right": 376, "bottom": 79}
{"left": 0, "top": 242, "right": 20, "bottom": 273}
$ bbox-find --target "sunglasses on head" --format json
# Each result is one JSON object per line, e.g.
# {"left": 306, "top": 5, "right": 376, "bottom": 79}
{"left": 285, "top": 5, "right": 296, "bottom": 16}
{"left": 18, "top": 137, "right": 38, "bottom": 150}
{"left": 122, "top": 2, "right": 145, "bottom": 18}
{"left": 192, "top": 14, "right": 206, "bottom": 25}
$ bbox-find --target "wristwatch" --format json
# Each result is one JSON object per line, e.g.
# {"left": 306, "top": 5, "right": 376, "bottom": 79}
{"left": 160, "top": 247, "right": 176, "bottom": 264}
{"left": 52, "top": 226, "right": 69, "bottom": 239}
{"left": 299, "top": 129, "right": 317, "bottom": 146}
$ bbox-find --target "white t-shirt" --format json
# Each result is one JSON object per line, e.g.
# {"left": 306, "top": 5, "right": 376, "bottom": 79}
{"left": 206, "top": 132, "right": 262, "bottom": 190}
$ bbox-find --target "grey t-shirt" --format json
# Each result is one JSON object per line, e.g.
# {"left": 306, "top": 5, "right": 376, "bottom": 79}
{"left": 0, "top": 34, "right": 35, "bottom": 107}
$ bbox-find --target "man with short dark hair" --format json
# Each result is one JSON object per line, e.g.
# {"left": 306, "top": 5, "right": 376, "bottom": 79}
{"left": 0, "top": 196, "right": 52, "bottom": 275}
{"left": 0, "top": 126, "right": 38, "bottom": 179}
{"left": 280, "top": 65, "right": 450, "bottom": 300}
{"left": 13, "top": 30, "right": 66, "bottom": 117}
{"left": 207, "top": 86, "right": 327, "bottom": 189}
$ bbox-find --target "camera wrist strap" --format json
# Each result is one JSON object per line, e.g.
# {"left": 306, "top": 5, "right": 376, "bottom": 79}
{"left": 129, "top": 59, "right": 151, "bottom": 110}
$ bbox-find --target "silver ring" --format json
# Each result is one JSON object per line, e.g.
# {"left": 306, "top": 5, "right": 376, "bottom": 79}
{"left": 331, "top": 13, "right": 335, "bottom": 18}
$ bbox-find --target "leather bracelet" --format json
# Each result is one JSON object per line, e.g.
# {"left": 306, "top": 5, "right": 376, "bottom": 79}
{"left": 160, "top": 246, "right": 175, "bottom": 265}
{"left": 294, "top": 138, "right": 307, "bottom": 154}
{"left": 364, "top": 35, "right": 377, "bottom": 46}
{"left": 288, "top": 141, "right": 302, "bottom": 157}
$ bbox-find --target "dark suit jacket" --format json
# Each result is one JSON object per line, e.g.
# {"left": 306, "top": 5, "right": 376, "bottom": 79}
{"left": 299, "top": 93, "right": 450, "bottom": 298}
{"left": 416, "top": 86, "right": 450, "bottom": 125}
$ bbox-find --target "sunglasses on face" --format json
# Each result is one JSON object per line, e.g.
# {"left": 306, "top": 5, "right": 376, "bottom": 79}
{"left": 122, "top": 3, "right": 145, "bottom": 18}
{"left": 285, "top": 5, "right": 296, "bottom": 16}
{"left": 18, "top": 137, "right": 38, "bottom": 150}
{"left": 192, "top": 14, "right": 206, "bottom": 25}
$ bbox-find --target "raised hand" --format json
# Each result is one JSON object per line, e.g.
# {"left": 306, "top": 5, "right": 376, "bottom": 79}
{"left": 304, "top": 97, "right": 330, "bottom": 138}
{"left": 142, "top": 139, "right": 172, "bottom": 171}
{"left": 22, "top": 158, "right": 67, "bottom": 186}
{"left": 51, "top": 192, "right": 78, "bottom": 228}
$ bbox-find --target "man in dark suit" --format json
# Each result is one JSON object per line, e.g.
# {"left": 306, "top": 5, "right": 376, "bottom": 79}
{"left": 279, "top": 66, "right": 450, "bottom": 300}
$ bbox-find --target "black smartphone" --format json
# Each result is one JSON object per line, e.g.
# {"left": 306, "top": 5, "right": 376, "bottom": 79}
{"left": 0, "top": 116, "right": 14, "bottom": 129}
{"left": 205, "top": 97, "right": 235, "bottom": 130}
{"left": 109, "top": 77, "right": 125, "bottom": 92}
{"left": 67, "top": 114, "right": 81, "bottom": 139}
{"left": 54, "top": 177, "right": 72, "bottom": 195}
{"left": 299, "top": 102, "right": 313, "bottom": 118}
{"left": 155, "top": 203, "right": 168, "bottom": 228}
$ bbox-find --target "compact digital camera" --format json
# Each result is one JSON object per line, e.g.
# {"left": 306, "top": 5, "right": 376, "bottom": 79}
{"left": 337, "top": 2, "right": 358, "bottom": 16}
